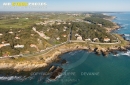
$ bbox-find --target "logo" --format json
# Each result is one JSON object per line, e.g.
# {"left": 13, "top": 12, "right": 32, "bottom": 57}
{"left": 2, "top": 2, "right": 47, "bottom": 9}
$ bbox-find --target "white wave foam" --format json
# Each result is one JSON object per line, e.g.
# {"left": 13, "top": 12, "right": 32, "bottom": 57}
{"left": 126, "top": 37, "right": 130, "bottom": 40}
{"left": 117, "top": 18, "right": 128, "bottom": 21}
{"left": 46, "top": 78, "right": 56, "bottom": 82}
{"left": 121, "top": 51, "right": 130, "bottom": 56}
{"left": 56, "top": 73, "right": 63, "bottom": 79}
{"left": 113, "top": 54, "right": 120, "bottom": 57}
{"left": 122, "top": 28, "right": 127, "bottom": 29}
{"left": 121, "top": 24, "right": 129, "bottom": 29}
{"left": 124, "top": 24, "right": 129, "bottom": 26}
{"left": 124, "top": 34, "right": 130, "bottom": 36}
{"left": 69, "top": 50, "right": 81, "bottom": 56}
{"left": 46, "top": 73, "right": 63, "bottom": 83}
{"left": 0, "top": 76, "right": 22, "bottom": 81}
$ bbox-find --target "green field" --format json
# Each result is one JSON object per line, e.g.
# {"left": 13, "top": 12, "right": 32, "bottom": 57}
{"left": 0, "top": 12, "right": 127, "bottom": 57}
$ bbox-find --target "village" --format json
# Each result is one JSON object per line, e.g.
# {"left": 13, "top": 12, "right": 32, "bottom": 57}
{"left": 0, "top": 12, "right": 119, "bottom": 58}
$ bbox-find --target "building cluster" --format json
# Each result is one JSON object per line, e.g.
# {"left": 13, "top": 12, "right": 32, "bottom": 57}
{"left": 85, "top": 37, "right": 111, "bottom": 42}
{"left": 75, "top": 33, "right": 83, "bottom": 41}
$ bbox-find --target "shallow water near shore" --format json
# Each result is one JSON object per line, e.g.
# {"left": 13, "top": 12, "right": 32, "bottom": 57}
{"left": 1, "top": 12, "right": 130, "bottom": 85}
{"left": 0, "top": 50, "right": 130, "bottom": 85}
{"left": 110, "top": 12, "right": 130, "bottom": 40}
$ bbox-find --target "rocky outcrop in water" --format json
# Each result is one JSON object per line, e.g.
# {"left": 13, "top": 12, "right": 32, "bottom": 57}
{"left": 101, "top": 50, "right": 109, "bottom": 57}
{"left": 61, "top": 59, "right": 67, "bottom": 65}
{"left": 94, "top": 48, "right": 101, "bottom": 55}
{"left": 0, "top": 41, "right": 129, "bottom": 75}
{"left": 48, "top": 66, "right": 57, "bottom": 73}
{"left": 50, "top": 66, "right": 63, "bottom": 80}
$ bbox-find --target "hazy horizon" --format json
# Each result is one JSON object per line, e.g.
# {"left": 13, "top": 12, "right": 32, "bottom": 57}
{"left": 0, "top": 0, "right": 130, "bottom": 12}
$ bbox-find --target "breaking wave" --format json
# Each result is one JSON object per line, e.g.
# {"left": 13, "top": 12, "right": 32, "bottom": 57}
{"left": 120, "top": 50, "right": 130, "bottom": 56}
{"left": 124, "top": 34, "right": 130, "bottom": 36}
{"left": 0, "top": 76, "right": 23, "bottom": 81}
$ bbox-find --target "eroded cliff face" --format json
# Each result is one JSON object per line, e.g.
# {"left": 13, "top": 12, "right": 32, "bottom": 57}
{"left": 105, "top": 23, "right": 120, "bottom": 32}
{"left": 0, "top": 42, "right": 128, "bottom": 73}
{"left": 0, "top": 43, "right": 89, "bottom": 73}
{"left": 0, "top": 62, "right": 47, "bottom": 72}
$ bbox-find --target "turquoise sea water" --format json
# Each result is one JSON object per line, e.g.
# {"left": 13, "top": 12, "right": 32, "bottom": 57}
{"left": 111, "top": 12, "right": 130, "bottom": 40}
{"left": 0, "top": 13, "right": 130, "bottom": 85}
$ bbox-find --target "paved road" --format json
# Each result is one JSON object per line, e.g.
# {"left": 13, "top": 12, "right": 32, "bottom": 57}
{"left": 0, "top": 29, "right": 121, "bottom": 59}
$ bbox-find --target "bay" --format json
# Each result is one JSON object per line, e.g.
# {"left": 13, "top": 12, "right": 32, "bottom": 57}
{"left": 0, "top": 12, "right": 130, "bottom": 85}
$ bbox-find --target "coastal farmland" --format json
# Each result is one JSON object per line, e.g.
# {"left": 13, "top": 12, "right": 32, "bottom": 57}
{"left": 0, "top": 12, "right": 129, "bottom": 74}
{"left": 0, "top": 12, "right": 127, "bottom": 57}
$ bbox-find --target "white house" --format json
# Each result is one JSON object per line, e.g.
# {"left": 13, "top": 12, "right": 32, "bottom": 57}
{"left": 0, "top": 43, "right": 10, "bottom": 48}
{"left": 32, "top": 27, "right": 36, "bottom": 31}
{"left": 64, "top": 26, "right": 67, "bottom": 29}
{"left": 56, "top": 37, "right": 60, "bottom": 40}
{"left": 0, "top": 33, "right": 3, "bottom": 36}
{"left": 63, "top": 22, "right": 66, "bottom": 24}
{"left": 15, "top": 36, "right": 20, "bottom": 39}
{"left": 63, "top": 34, "right": 67, "bottom": 38}
{"left": 75, "top": 33, "right": 79, "bottom": 37}
{"left": 77, "top": 36, "right": 83, "bottom": 40}
{"left": 25, "top": 18, "right": 29, "bottom": 20}
{"left": 93, "top": 38, "right": 99, "bottom": 42}
{"left": 14, "top": 44, "right": 24, "bottom": 48}
{"left": 3, "top": 43, "right": 10, "bottom": 46}
{"left": 57, "top": 22, "right": 61, "bottom": 25}
{"left": 104, "top": 38, "right": 110, "bottom": 42}
{"left": 68, "top": 23, "right": 71, "bottom": 25}
{"left": 16, "top": 17, "right": 19, "bottom": 19}
{"left": 9, "top": 31, "right": 13, "bottom": 34}
{"left": 85, "top": 38, "right": 91, "bottom": 41}
{"left": 75, "top": 33, "right": 83, "bottom": 40}
{"left": 63, "top": 29, "right": 66, "bottom": 32}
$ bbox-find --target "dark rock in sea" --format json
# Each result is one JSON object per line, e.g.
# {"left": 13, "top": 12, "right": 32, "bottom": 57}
{"left": 126, "top": 46, "right": 130, "bottom": 50}
{"left": 120, "top": 34, "right": 124, "bottom": 36}
{"left": 61, "top": 59, "right": 67, "bottom": 65}
{"left": 110, "top": 50, "right": 118, "bottom": 55}
{"left": 54, "top": 57, "right": 61, "bottom": 63}
{"left": 94, "top": 48, "right": 98, "bottom": 52}
{"left": 88, "top": 47, "right": 93, "bottom": 52}
{"left": 48, "top": 66, "right": 57, "bottom": 73}
{"left": 95, "top": 50, "right": 101, "bottom": 55}
{"left": 93, "top": 48, "right": 101, "bottom": 55}
{"left": 50, "top": 66, "right": 63, "bottom": 80}
{"left": 101, "top": 50, "right": 109, "bottom": 57}
{"left": 118, "top": 47, "right": 127, "bottom": 53}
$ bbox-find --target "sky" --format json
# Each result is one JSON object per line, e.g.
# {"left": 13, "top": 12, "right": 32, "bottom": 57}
{"left": 0, "top": 0, "right": 130, "bottom": 12}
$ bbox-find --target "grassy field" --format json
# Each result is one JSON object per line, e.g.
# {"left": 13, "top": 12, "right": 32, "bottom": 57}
{"left": 0, "top": 13, "right": 87, "bottom": 29}
{"left": 49, "top": 14, "right": 86, "bottom": 21}
{"left": 0, "top": 18, "right": 38, "bottom": 29}
{"left": 0, "top": 12, "right": 129, "bottom": 58}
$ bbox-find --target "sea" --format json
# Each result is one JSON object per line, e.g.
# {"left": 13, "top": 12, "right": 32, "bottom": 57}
{"left": 0, "top": 12, "right": 130, "bottom": 85}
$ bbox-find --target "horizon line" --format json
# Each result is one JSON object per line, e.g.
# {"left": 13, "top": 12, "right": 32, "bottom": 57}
{"left": 0, "top": 10, "right": 130, "bottom": 13}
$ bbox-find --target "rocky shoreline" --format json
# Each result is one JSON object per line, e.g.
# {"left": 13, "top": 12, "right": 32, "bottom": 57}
{"left": 0, "top": 15, "right": 130, "bottom": 79}
{"left": 0, "top": 43, "right": 89, "bottom": 76}
{"left": 0, "top": 40, "right": 129, "bottom": 76}
{"left": 105, "top": 17, "right": 121, "bottom": 32}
